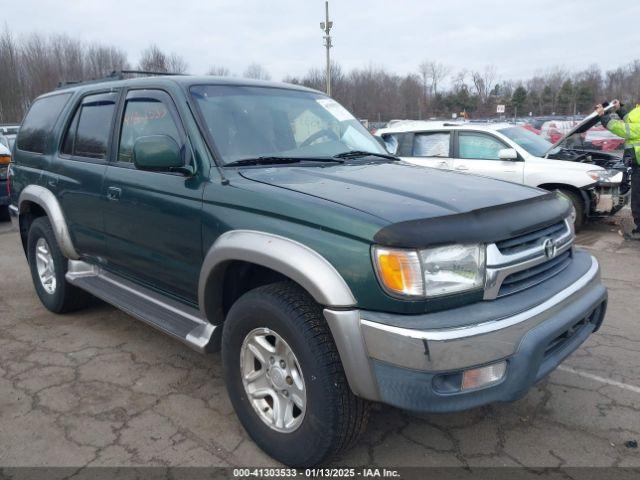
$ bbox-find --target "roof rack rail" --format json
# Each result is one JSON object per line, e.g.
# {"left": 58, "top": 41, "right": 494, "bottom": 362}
{"left": 56, "top": 70, "right": 187, "bottom": 89}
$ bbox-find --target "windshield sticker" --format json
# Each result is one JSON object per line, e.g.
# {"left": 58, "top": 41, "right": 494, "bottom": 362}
{"left": 316, "top": 98, "right": 354, "bottom": 122}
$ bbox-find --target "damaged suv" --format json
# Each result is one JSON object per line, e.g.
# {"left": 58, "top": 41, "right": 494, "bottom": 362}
{"left": 376, "top": 110, "right": 629, "bottom": 230}
{"left": 9, "top": 75, "right": 607, "bottom": 467}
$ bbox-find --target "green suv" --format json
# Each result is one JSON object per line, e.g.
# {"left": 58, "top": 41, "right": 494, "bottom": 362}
{"left": 8, "top": 75, "right": 607, "bottom": 467}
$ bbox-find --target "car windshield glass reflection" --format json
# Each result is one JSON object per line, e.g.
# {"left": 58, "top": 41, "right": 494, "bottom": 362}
{"left": 190, "top": 85, "right": 386, "bottom": 164}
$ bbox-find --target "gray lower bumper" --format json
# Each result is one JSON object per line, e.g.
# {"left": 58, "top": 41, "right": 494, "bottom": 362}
{"left": 324, "top": 252, "right": 606, "bottom": 411}
{"left": 8, "top": 204, "right": 18, "bottom": 230}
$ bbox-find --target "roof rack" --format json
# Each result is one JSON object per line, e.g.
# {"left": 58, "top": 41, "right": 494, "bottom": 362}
{"left": 56, "top": 70, "right": 187, "bottom": 89}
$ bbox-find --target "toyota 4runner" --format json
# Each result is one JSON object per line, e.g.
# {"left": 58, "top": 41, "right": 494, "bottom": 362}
{"left": 8, "top": 75, "right": 607, "bottom": 467}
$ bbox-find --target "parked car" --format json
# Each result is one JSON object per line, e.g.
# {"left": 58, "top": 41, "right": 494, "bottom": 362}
{"left": 0, "top": 142, "right": 11, "bottom": 220}
{"left": 9, "top": 75, "right": 607, "bottom": 466}
{"left": 375, "top": 117, "right": 629, "bottom": 230}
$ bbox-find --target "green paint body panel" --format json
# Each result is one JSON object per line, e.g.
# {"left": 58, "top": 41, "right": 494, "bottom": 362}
{"left": 10, "top": 76, "right": 555, "bottom": 316}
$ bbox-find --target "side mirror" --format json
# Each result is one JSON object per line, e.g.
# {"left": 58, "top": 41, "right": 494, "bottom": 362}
{"left": 133, "top": 135, "right": 185, "bottom": 172}
{"left": 498, "top": 148, "right": 519, "bottom": 160}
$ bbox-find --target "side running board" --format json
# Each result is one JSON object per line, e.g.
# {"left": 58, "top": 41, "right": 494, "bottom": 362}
{"left": 65, "top": 260, "right": 217, "bottom": 352}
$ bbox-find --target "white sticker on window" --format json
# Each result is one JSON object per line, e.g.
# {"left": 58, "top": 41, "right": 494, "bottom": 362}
{"left": 316, "top": 98, "right": 354, "bottom": 122}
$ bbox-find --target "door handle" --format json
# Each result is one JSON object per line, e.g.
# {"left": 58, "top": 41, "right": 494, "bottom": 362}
{"left": 455, "top": 165, "right": 469, "bottom": 171}
{"left": 437, "top": 161, "right": 448, "bottom": 168}
{"left": 107, "top": 186, "right": 122, "bottom": 201}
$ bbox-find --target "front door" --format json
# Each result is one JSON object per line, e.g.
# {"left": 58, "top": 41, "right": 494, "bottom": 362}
{"left": 102, "top": 89, "right": 203, "bottom": 303}
{"left": 452, "top": 131, "right": 524, "bottom": 183}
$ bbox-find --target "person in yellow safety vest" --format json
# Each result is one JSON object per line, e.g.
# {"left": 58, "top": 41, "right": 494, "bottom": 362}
{"left": 596, "top": 100, "right": 640, "bottom": 240}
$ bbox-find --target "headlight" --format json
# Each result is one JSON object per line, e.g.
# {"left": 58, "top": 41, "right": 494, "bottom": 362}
{"left": 373, "top": 244, "right": 485, "bottom": 299}
{"left": 587, "top": 169, "right": 623, "bottom": 185}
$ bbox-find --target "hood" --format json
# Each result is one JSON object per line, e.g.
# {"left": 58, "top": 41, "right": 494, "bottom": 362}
{"left": 238, "top": 161, "right": 571, "bottom": 247}
{"left": 239, "top": 161, "right": 543, "bottom": 224}
{"left": 544, "top": 103, "right": 617, "bottom": 156}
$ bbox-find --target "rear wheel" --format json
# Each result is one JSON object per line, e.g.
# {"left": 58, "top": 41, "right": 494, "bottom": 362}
{"left": 0, "top": 206, "right": 9, "bottom": 222}
{"left": 27, "top": 217, "right": 91, "bottom": 313}
{"left": 222, "top": 281, "right": 370, "bottom": 467}
{"left": 556, "top": 188, "right": 585, "bottom": 232}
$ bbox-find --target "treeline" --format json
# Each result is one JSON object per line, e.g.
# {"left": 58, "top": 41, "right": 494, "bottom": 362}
{"left": 2, "top": 28, "right": 640, "bottom": 124}
{"left": 286, "top": 61, "right": 640, "bottom": 121}
{"left": 0, "top": 30, "right": 270, "bottom": 123}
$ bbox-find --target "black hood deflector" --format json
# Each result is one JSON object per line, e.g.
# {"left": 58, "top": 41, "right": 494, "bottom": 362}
{"left": 374, "top": 192, "right": 571, "bottom": 248}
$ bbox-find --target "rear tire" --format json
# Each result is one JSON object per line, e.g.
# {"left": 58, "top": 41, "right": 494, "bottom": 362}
{"left": 222, "top": 281, "right": 370, "bottom": 467}
{"left": 27, "top": 217, "right": 91, "bottom": 313}
{"left": 0, "top": 206, "right": 9, "bottom": 222}
{"left": 556, "top": 188, "right": 585, "bottom": 232}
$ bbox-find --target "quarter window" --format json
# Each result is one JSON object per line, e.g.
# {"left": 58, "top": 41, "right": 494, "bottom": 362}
{"left": 17, "top": 93, "right": 71, "bottom": 154}
{"left": 412, "top": 132, "right": 450, "bottom": 157}
{"left": 458, "top": 132, "right": 506, "bottom": 160}
{"left": 61, "top": 93, "right": 117, "bottom": 159}
{"left": 118, "top": 98, "right": 181, "bottom": 163}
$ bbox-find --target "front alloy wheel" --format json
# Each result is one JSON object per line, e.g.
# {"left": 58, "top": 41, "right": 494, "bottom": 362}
{"left": 241, "top": 327, "right": 306, "bottom": 433}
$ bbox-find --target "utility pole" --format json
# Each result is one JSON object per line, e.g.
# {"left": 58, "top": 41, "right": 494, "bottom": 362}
{"left": 320, "top": 1, "right": 333, "bottom": 96}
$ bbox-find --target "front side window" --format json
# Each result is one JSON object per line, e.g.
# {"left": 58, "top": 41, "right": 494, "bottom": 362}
{"left": 412, "top": 132, "right": 450, "bottom": 157}
{"left": 118, "top": 97, "right": 181, "bottom": 163}
{"left": 458, "top": 132, "right": 506, "bottom": 160}
{"left": 190, "top": 85, "right": 386, "bottom": 164}
{"left": 17, "top": 93, "right": 71, "bottom": 154}
{"left": 61, "top": 92, "right": 117, "bottom": 159}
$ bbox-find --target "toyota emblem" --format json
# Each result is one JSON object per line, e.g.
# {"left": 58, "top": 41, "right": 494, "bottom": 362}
{"left": 543, "top": 238, "right": 557, "bottom": 259}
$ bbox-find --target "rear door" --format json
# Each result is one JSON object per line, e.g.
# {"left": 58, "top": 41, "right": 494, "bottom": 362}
{"left": 452, "top": 131, "right": 524, "bottom": 183}
{"left": 402, "top": 131, "right": 453, "bottom": 170}
{"left": 54, "top": 91, "right": 119, "bottom": 258}
{"left": 102, "top": 89, "right": 204, "bottom": 303}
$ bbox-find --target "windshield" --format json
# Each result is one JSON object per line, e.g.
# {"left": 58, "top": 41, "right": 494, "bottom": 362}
{"left": 190, "top": 85, "right": 386, "bottom": 164}
{"left": 498, "top": 126, "right": 557, "bottom": 157}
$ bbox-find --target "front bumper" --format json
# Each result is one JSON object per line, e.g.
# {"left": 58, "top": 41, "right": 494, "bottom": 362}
{"left": 324, "top": 250, "right": 606, "bottom": 412}
{"left": 8, "top": 203, "right": 18, "bottom": 229}
{"left": 591, "top": 184, "right": 630, "bottom": 216}
{"left": 0, "top": 179, "right": 8, "bottom": 207}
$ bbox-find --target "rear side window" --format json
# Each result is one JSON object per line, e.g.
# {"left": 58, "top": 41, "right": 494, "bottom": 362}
{"left": 62, "top": 92, "right": 118, "bottom": 159}
{"left": 413, "top": 132, "right": 450, "bottom": 157}
{"left": 16, "top": 93, "right": 71, "bottom": 154}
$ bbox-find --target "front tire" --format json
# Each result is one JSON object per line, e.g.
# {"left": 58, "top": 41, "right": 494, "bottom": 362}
{"left": 222, "top": 282, "right": 369, "bottom": 467}
{"left": 27, "top": 217, "right": 91, "bottom": 313}
{"left": 556, "top": 188, "right": 585, "bottom": 232}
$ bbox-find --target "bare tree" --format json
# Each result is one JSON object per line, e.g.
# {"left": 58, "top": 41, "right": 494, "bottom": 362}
{"left": 138, "top": 45, "right": 188, "bottom": 73}
{"left": 243, "top": 63, "right": 271, "bottom": 80}
{"left": 207, "top": 65, "right": 231, "bottom": 76}
{"left": 471, "top": 65, "right": 498, "bottom": 107}
{"left": 419, "top": 60, "right": 451, "bottom": 97}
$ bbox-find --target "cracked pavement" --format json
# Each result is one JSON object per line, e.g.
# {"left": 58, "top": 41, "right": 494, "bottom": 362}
{"left": 0, "top": 216, "right": 639, "bottom": 468}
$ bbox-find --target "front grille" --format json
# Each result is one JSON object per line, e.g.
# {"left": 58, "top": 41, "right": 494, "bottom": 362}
{"left": 498, "top": 250, "right": 572, "bottom": 297}
{"left": 484, "top": 219, "right": 574, "bottom": 300}
{"left": 496, "top": 221, "right": 567, "bottom": 256}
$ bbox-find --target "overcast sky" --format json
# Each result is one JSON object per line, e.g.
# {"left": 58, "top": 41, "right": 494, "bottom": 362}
{"left": 7, "top": 0, "right": 640, "bottom": 83}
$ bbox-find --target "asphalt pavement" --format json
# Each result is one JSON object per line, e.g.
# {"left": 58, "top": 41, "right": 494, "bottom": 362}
{"left": 0, "top": 216, "right": 639, "bottom": 469}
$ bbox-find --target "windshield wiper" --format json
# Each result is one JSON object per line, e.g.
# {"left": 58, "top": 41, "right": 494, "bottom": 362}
{"left": 225, "top": 156, "right": 344, "bottom": 167}
{"left": 333, "top": 150, "right": 399, "bottom": 161}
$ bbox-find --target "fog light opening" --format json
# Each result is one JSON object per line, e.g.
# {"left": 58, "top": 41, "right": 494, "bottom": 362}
{"left": 461, "top": 361, "right": 507, "bottom": 391}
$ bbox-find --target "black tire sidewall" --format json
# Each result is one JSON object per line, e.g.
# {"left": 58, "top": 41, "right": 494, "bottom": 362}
{"left": 222, "top": 290, "right": 339, "bottom": 467}
{"left": 27, "top": 217, "right": 70, "bottom": 313}
{"left": 557, "top": 188, "right": 585, "bottom": 231}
